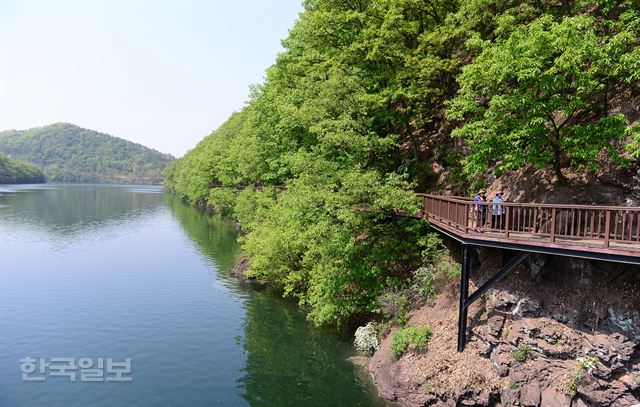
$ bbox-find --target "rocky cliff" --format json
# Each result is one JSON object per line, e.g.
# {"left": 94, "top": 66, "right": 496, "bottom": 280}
{"left": 369, "top": 247, "right": 640, "bottom": 406}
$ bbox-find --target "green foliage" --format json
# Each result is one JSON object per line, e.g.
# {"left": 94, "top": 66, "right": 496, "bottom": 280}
{"left": 207, "top": 188, "right": 237, "bottom": 216}
{"left": 448, "top": 5, "right": 640, "bottom": 181}
{"left": 242, "top": 178, "right": 424, "bottom": 326}
{"left": 624, "top": 123, "right": 640, "bottom": 158}
{"left": 577, "top": 356, "right": 598, "bottom": 371}
{"left": 512, "top": 342, "right": 532, "bottom": 363}
{"left": 413, "top": 241, "right": 460, "bottom": 300}
{"left": 391, "top": 326, "right": 432, "bottom": 358}
{"left": 565, "top": 380, "right": 578, "bottom": 397}
{"left": 0, "top": 152, "right": 46, "bottom": 184}
{"left": 164, "top": 0, "right": 639, "bottom": 327}
{"left": 391, "top": 329, "right": 411, "bottom": 358}
{"left": 508, "top": 379, "right": 519, "bottom": 389}
{"left": 0, "top": 123, "right": 174, "bottom": 184}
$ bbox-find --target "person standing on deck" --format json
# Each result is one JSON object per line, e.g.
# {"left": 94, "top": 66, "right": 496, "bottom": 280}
{"left": 491, "top": 191, "right": 506, "bottom": 230}
{"left": 474, "top": 189, "right": 488, "bottom": 232}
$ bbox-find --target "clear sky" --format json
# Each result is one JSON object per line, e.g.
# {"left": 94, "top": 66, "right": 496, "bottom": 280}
{"left": 0, "top": 0, "right": 303, "bottom": 157}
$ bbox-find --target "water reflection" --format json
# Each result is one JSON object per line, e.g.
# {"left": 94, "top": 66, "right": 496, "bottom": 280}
{"left": 166, "top": 194, "right": 392, "bottom": 407}
{"left": 163, "top": 194, "right": 239, "bottom": 274}
{"left": 238, "top": 289, "right": 391, "bottom": 407}
{"left": 0, "top": 184, "right": 164, "bottom": 238}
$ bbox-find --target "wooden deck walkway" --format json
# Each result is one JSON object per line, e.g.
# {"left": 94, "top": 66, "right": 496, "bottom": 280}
{"left": 418, "top": 193, "right": 640, "bottom": 263}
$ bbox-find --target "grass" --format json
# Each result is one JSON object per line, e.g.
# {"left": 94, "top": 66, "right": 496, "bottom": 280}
{"left": 391, "top": 326, "right": 433, "bottom": 358}
{"left": 508, "top": 379, "right": 519, "bottom": 389}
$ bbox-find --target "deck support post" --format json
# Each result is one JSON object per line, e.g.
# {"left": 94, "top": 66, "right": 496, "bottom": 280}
{"left": 457, "top": 244, "right": 471, "bottom": 352}
{"left": 457, "top": 248, "right": 530, "bottom": 352}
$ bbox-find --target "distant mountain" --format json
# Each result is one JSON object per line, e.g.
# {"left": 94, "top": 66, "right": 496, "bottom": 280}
{"left": 0, "top": 123, "right": 174, "bottom": 184}
{"left": 0, "top": 152, "right": 46, "bottom": 184}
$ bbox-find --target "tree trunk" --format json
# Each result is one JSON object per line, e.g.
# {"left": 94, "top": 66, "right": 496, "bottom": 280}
{"left": 403, "top": 123, "right": 420, "bottom": 171}
{"left": 603, "top": 79, "right": 610, "bottom": 117}
{"left": 551, "top": 142, "right": 567, "bottom": 185}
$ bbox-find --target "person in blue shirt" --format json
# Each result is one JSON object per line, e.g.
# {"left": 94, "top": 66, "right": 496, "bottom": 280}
{"left": 491, "top": 191, "right": 505, "bottom": 230}
{"left": 474, "top": 189, "right": 487, "bottom": 232}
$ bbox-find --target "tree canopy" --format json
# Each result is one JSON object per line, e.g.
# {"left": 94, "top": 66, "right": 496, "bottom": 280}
{"left": 448, "top": 3, "right": 640, "bottom": 182}
{"left": 0, "top": 152, "right": 46, "bottom": 184}
{"left": 165, "top": 0, "right": 639, "bottom": 327}
{"left": 0, "top": 123, "right": 174, "bottom": 184}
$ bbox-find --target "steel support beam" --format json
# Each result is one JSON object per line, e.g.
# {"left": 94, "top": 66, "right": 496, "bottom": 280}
{"left": 426, "top": 222, "right": 640, "bottom": 266}
{"left": 457, "top": 244, "right": 471, "bottom": 352}
{"left": 457, "top": 248, "right": 530, "bottom": 352}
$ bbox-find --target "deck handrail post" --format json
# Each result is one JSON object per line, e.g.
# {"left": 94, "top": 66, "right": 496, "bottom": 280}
{"left": 464, "top": 202, "right": 469, "bottom": 233}
{"left": 604, "top": 210, "right": 611, "bottom": 248}
{"left": 423, "top": 196, "right": 428, "bottom": 219}
{"left": 550, "top": 208, "right": 557, "bottom": 243}
{"left": 504, "top": 206, "right": 510, "bottom": 238}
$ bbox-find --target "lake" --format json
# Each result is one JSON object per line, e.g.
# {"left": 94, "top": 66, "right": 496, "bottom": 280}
{"left": 0, "top": 184, "right": 393, "bottom": 407}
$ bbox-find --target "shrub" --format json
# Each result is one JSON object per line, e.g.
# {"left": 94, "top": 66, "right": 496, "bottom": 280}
{"left": 207, "top": 188, "right": 237, "bottom": 216}
{"left": 354, "top": 322, "right": 379, "bottom": 356}
{"left": 391, "top": 329, "right": 411, "bottom": 358}
{"left": 512, "top": 343, "right": 532, "bottom": 363}
{"left": 391, "top": 326, "right": 432, "bottom": 358}
{"left": 577, "top": 357, "right": 598, "bottom": 372}
{"left": 565, "top": 356, "right": 599, "bottom": 396}
{"left": 413, "top": 248, "right": 460, "bottom": 301}
{"left": 565, "top": 380, "right": 578, "bottom": 397}
{"left": 378, "top": 289, "right": 410, "bottom": 326}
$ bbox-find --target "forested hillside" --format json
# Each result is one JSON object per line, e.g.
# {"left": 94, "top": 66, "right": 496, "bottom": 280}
{"left": 0, "top": 123, "right": 174, "bottom": 184}
{"left": 0, "top": 152, "right": 46, "bottom": 184}
{"left": 165, "top": 0, "right": 639, "bottom": 327}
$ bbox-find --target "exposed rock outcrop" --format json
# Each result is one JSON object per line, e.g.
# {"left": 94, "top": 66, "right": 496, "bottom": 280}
{"left": 229, "top": 256, "right": 253, "bottom": 281}
{"left": 369, "top": 248, "right": 640, "bottom": 406}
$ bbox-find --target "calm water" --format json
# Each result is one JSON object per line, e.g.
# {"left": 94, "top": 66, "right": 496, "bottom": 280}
{"left": 0, "top": 184, "right": 391, "bottom": 407}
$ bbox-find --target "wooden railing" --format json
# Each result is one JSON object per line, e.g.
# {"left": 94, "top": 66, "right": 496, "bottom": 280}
{"left": 418, "top": 194, "right": 640, "bottom": 250}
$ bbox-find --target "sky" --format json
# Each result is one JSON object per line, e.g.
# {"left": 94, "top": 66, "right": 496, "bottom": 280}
{"left": 0, "top": 0, "right": 303, "bottom": 157}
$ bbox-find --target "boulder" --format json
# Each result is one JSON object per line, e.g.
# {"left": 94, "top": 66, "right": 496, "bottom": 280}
{"left": 520, "top": 382, "right": 541, "bottom": 406}
{"left": 490, "top": 344, "right": 514, "bottom": 377}
{"left": 488, "top": 314, "right": 505, "bottom": 337}
{"left": 608, "top": 307, "right": 640, "bottom": 341}
{"left": 513, "top": 298, "right": 541, "bottom": 319}
{"left": 491, "top": 290, "right": 519, "bottom": 311}
{"left": 540, "top": 386, "right": 571, "bottom": 407}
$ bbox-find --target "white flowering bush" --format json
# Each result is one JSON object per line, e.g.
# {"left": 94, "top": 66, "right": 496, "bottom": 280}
{"left": 354, "top": 322, "right": 379, "bottom": 356}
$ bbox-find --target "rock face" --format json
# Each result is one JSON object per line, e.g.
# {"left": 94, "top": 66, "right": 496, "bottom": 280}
{"left": 229, "top": 257, "right": 252, "bottom": 280}
{"left": 369, "top": 249, "right": 640, "bottom": 407}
